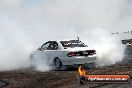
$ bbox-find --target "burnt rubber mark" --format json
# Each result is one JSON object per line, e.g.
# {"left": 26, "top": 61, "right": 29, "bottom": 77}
{"left": 0, "top": 79, "right": 9, "bottom": 88}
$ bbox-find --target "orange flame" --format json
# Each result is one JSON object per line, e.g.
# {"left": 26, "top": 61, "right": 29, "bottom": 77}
{"left": 78, "top": 65, "right": 86, "bottom": 76}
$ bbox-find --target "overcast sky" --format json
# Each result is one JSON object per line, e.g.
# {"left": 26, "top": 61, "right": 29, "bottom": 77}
{"left": 0, "top": 0, "right": 132, "bottom": 42}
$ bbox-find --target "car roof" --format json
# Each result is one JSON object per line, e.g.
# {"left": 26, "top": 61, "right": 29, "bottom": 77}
{"left": 46, "top": 39, "right": 80, "bottom": 44}
{"left": 57, "top": 39, "right": 79, "bottom": 42}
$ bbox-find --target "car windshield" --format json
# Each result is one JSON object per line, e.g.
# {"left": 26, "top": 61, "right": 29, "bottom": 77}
{"left": 60, "top": 40, "right": 87, "bottom": 48}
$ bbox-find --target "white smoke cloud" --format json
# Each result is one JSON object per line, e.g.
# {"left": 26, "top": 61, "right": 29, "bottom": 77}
{"left": 80, "top": 28, "right": 125, "bottom": 66}
{"left": 0, "top": 0, "right": 130, "bottom": 71}
{"left": 30, "top": 53, "right": 51, "bottom": 72}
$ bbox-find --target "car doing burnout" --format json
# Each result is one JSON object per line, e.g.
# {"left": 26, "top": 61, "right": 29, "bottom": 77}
{"left": 30, "top": 39, "right": 97, "bottom": 70}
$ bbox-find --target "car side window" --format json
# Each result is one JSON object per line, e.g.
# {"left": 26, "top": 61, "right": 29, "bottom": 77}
{"left": 48, "top": 41, "right": 58, "bottom": 50}
{"left": 41, "top": 42, "right": 51, "bottom": 50}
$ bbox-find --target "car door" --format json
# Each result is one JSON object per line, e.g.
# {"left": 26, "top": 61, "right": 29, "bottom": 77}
{"left": 39, "top": 41, "right": 59, "bottom": 65}
{"left": 39, "top": 42, "right": 52, "bottom": 64}
{"left": 31, "top": 42, "right": 51, "bottom": 66}
{"left": 45, "top": 41, "right": 59, "bottom": 64}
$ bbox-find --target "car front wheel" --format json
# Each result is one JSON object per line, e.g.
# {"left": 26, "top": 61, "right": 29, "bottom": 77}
{"left": 54, "top": 58, "right": 62, "bottom": 70}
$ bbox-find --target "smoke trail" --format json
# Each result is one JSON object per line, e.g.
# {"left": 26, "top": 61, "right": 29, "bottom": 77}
{"left": 30, "top": 53, "right": 51, "bottom": 71}
{"left": 80, "top": 28, "right": 126, "bottom": 66}
{"left": 0, "top": 18, "right": 33, "bottom": 70}
{"left": 0, "top": 0, "right": 130, "bottom": 71}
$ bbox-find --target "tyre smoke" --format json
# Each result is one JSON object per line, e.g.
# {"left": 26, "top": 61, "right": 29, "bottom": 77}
{"left": 80, "top": 28, "right": 126, "bottom": 66}
{"left": 0, "top": 0, "right": 130, "bottom": 71}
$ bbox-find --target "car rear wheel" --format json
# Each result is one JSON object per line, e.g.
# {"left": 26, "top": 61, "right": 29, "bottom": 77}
{"left": 54, "top": 58, "right": 62, "bottom": 70}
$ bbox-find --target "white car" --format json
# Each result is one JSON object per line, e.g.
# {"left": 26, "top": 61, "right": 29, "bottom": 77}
{"left": 30, "top": 39, "right": 96, "bottom": 70}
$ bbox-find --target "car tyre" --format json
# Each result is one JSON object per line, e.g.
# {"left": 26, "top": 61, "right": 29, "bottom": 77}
{"left": 54, "top": 58, "right": 62, "bottom": 70}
